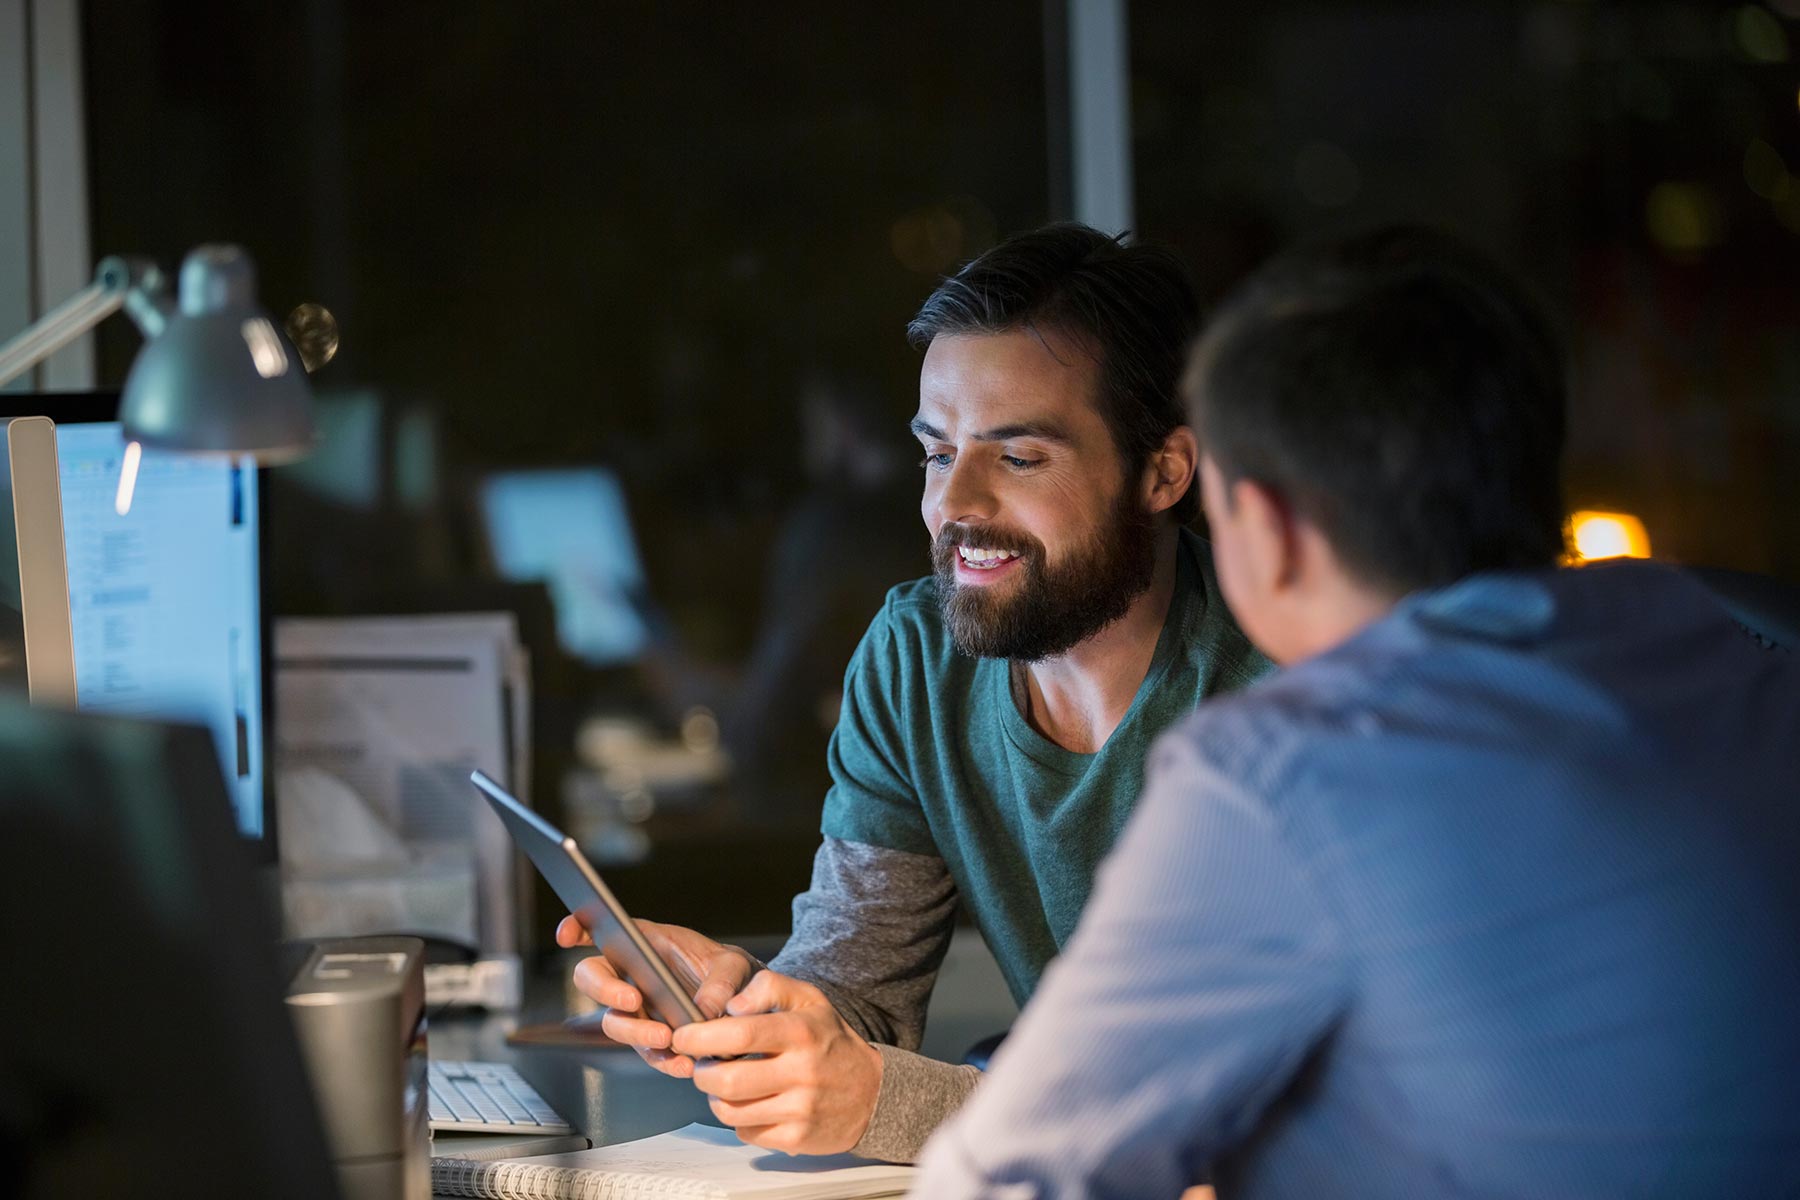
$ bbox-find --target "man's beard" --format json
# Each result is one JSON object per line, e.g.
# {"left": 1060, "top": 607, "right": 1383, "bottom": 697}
{"left": 932, "top": 487, "right": 1159, "bottom": 662}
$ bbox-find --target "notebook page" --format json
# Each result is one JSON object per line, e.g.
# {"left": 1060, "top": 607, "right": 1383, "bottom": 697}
{"left": 433, "top": 1123, "right": 916, "bottom": 1199}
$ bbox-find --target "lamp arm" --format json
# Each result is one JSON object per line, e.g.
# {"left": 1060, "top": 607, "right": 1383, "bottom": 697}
{"left": 0, "top": 256, "right": 169, "bottom": 389}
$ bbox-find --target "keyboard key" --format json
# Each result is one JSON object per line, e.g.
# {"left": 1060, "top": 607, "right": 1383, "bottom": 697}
{"left": 433, "top": 1083, "right": 476, "bottom": 1122}
{"left": 453, "top": 1080, "right": 508, "bottom": 1123}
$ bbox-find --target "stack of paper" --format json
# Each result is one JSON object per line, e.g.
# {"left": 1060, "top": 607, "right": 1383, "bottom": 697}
{"left": 275, "top": 613, "right": 529, "bottom": 958}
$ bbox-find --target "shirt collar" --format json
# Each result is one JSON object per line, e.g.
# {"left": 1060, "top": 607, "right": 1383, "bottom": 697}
{"left": 1399, "top": 571, "right": 1559, "bottom": 642}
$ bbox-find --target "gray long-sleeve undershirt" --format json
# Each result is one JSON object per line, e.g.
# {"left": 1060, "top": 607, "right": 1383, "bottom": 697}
{"left": 765, "top": 836, "right": 986, "bottom": 1163}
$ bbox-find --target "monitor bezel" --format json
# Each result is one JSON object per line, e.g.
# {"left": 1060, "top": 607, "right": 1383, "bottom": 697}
{"left": 0, "top": 390, "right": 278, "bottom": 864}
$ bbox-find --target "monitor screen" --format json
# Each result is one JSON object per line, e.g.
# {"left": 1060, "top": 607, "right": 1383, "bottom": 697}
{"left": 0, "top": 394, "right": 268, "bottom": 843}
{"left": 479, "top": 467, "right": 651, "bottom": 666}
{"left": 61, "top": 424, "right": 266, "bottom": 838}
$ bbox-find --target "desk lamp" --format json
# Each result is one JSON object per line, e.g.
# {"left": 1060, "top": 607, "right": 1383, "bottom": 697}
{"left": 0, "top": 244, "right": 317, "bottom": 463}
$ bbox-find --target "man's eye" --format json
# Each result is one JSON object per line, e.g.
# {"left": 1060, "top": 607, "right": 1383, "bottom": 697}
{"left": 1002, "top": 455, "right": 1040, "bottom": 470}
{"left": 920, "top": 452, "right": 953, "bottom": 470}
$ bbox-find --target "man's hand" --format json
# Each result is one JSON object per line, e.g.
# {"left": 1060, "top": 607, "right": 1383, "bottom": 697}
{"left": 554, "top": 915, "right": 755, "bottom": 1079}
{"left": 671, "top": 970, "right": 884, "bottom": 1156}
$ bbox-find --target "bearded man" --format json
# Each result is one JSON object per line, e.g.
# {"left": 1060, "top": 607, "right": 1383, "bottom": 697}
{"left": 559, "top": 223, "right": 1271, "bottom": 1162}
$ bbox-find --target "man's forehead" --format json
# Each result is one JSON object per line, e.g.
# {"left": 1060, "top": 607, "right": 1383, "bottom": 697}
{"left": 915, "top": 329, "right": 1104, "bottom": 433}
{"left": 920, "top": 326, "right": 1093, "bottom": 377}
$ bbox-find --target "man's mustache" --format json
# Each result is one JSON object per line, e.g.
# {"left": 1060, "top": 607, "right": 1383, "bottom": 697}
{"left": 933, "top": 523, "right": 1043, "bottom": 559}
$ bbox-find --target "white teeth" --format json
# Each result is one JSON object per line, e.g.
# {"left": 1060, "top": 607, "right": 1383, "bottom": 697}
{"left": 958, "top": 546, "right": 1019, "bottom": 565}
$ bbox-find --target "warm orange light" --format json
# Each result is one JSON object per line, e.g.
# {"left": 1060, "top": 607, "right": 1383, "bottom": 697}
{"left": 1570, "top": 511, "right": 1652, "bottom": 562}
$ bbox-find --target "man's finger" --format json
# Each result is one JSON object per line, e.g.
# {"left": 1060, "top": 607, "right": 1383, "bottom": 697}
{"left": 554, "top": 916, "right": 593, "bottom": 948}
{"left": 723, "top": 969, "right": 807, "bottom": 1016}
{"left": 599, "top": 1008, "right": 674, "bottom": 1051}
{"left": 689, "top": 1053, "right": 798, "bottom": 1103}
{"left": 692, "top": 958, "right": 755, "bottom": 1019}
{"left": 730, "top": 1123, "right": 779, "bottom": 1150}
{"left": 640, "top": 1046, "right": 697, "bottom": 1079}
{"left": 706, "top": 1092, "right": 794, "bottom": 1130}
{"left": 671, "top": 1011, "right": 794, "bottom": 1060}
{"left": 732, "top": 1123, "right": 803, "bottom": 1155}
{"left": 572, "top": 957, "right": 642, "bottom": 1011}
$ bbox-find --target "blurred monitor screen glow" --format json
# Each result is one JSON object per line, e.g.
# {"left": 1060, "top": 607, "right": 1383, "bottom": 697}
{"left": 480, "top": 468, "right": 651, "bottom": 666}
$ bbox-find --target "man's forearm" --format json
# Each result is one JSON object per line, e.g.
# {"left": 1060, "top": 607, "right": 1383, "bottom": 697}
{"left": 768, "top": 837, "right": 960, "bottom": 1049}
{"left": 851, "top": 1044, "right": 983, "bottom": 1163}
{"left": 758, "top": 837, "right": 979, "bottom": 1162}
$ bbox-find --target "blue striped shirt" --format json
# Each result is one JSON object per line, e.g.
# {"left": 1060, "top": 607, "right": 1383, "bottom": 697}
{"left": 913, "top": 561, "right": 1800, "bottom": 1199}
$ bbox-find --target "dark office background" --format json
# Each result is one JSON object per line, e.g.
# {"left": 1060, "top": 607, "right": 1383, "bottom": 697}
{"left": 79, "top": 1, "right": 1800, "bottom": 934}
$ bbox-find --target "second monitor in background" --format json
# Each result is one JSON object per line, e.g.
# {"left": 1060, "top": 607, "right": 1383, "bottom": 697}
{"left": 479, "top": 468, "right": 652, "bottom": 668}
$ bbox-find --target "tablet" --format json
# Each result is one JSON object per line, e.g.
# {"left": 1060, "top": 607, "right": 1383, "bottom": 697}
{"left": 469, "top": 770, "right": 707, "bottom": 1029}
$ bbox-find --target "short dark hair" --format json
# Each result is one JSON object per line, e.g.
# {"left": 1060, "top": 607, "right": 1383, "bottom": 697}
{"left": 907, "top": 223, "right": 1202, "bottom": 523}
{"left": 1186, "top": 226, "right": 1567, "bottom": 593}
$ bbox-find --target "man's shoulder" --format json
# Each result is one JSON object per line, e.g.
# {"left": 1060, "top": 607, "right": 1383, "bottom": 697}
{"left": 1152, "top": 641, "right": 1394, "bottom": 817}
{"left": 878, "top": 573, "right": 942, "bottom": 619}
{"left": 1156, "top": 680, "right": 1310, "bottom": 804}
{"left": 862, "top": 574, "right": 958, "bottom": 661}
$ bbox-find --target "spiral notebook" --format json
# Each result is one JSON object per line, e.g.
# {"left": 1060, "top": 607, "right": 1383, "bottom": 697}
{"left": 431, "top": 1122, "right": 915, "bottom": 1199}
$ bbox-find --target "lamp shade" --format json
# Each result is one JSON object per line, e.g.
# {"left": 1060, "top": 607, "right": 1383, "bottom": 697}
{"left": 119, "top": 245, "right": 316, "bottom": 461}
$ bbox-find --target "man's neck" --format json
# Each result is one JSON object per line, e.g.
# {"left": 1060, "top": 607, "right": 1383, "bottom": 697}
{"left": 1273, "top": 558, "right": 1406, "bottom": 667}
{"left": 1012, "top": 525, "right": 1182, "bottom": 754}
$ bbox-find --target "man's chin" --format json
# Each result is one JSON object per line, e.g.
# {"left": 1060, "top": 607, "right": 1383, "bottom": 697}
{"left": 943, "top": 593, "right": 1070, "bottom": 661}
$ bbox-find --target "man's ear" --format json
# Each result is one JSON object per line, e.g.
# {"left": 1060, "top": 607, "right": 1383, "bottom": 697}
{"left": 1232, "top": 476, "right": 1303, "bottom": 596}
{"left": 1141, "top": 425, "right": 1200, "bottom": 515}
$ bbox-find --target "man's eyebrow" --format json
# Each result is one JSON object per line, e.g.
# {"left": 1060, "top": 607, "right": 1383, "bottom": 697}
{"left": 972, "top": 421, "right": 1075, "bottom": 445}
{"left": 909, "top": 417, "right": 1077, "bottom": 445}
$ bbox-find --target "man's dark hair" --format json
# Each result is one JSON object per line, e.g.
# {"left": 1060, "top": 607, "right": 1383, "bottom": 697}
{"left": 907, "top": 223, "right": 1202, "bottom": 522}
{"left": 1186, "top": 226, "right": 1568, "bottom": 594}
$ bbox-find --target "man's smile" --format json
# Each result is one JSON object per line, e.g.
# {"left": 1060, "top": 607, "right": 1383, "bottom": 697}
{"left": 954, "top": 545, "right": 1024, "bottom": 583}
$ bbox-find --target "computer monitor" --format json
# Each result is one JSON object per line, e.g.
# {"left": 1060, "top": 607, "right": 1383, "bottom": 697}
{"left": 0, "top": 699, "right": 340, "bottom": 1199}
{"left": 1, "top": 416, "right": 78, "bottom": 703}
{"left": 479, "top": 467, "right": 652, "bottom": 666}
{"left": 0, "top": 392, "right": 272, "bottom": 850}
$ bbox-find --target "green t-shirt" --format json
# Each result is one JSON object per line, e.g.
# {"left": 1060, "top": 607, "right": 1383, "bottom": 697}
{"left": 819, "top": 528, "right": 1273, "bottom": 1005}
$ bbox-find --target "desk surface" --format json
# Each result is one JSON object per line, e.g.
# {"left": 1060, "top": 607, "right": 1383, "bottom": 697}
{"left": 432, "top": 931, "right": 1019, "bottom": 1153}
{"left": 428, "top": 950, "right": 716, "bottom": 1148}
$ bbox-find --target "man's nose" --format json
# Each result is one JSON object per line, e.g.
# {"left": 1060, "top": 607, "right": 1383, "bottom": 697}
{"left": 933, "top": 458, "right": 997, "bottom": 527}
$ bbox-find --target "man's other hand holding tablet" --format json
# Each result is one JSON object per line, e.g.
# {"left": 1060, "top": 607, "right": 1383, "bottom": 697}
{"left": 554, "top": 917, "right": 884, "bottom": 1154}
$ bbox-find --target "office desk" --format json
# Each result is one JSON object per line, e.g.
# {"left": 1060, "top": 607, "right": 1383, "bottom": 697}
{"left": 427, "top": 951, "right": 715, "bottom": 1148}
{"left": 429, "top": 927, "right": 1018, "bottom": 1147}
{"left": 425, "top": 948, "right": 1212, "bottom": 1197}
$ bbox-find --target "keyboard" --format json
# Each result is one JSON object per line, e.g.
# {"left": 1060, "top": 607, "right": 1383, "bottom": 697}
{"left": 428, "top": 1060, "right": 576, "bottom": 1136}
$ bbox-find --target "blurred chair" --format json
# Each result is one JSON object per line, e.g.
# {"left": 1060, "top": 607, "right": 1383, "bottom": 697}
{"left": 0, "top": 701, "right": 340, "bottom": 1198}
{"left": 962, "top": 1031, "right": 1008, "bottom": 1072}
